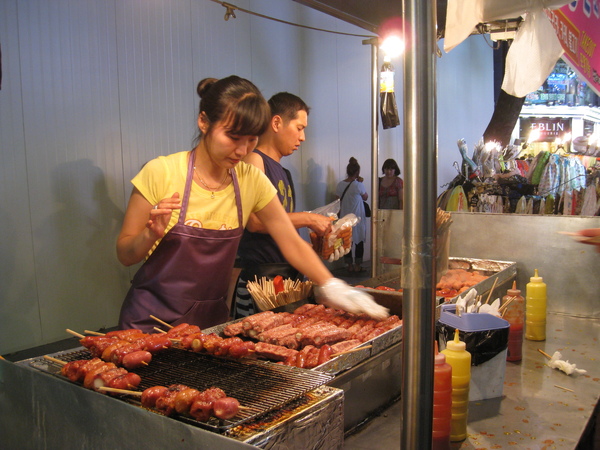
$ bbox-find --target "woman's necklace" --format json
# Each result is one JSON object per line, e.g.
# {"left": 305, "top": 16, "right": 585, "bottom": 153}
{"left": 194, "top": 166, "right": 229, "bottom": 199}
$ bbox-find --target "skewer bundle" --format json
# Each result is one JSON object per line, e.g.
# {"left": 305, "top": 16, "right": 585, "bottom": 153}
{"left": 246, "top": 277, "right": 313, "bottom": 311}
{"left": 436, "top": 208, "right": 453, "bottom": 281}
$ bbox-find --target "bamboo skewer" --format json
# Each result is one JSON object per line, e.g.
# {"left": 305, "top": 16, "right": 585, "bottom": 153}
{"left": 97, "top": 387, "right": 252, "bottom": 411}
{"left": 150, "top": 315, "right": 173, "bottom": 329}
{"left": 332, "top": 345, "right": 372, "bottom": 357}
{"left": 66, "top": 329, "right": 85, "bottom": 339}
{"left": 44, "top": 355, "right": 67, "bottom": 366}
{"left": 554, "top": 384, "right": 574, "bottom": 392}
{"left": 84, "top": 330, "right": 105, "bottom": 336}
{"left": 246, "top": 277, "right": 313, "bottom": 312}
{"left": 98, "top": 386, "right": 142, "bottom": 396}
{"left": 484, "top": 277, "right": 499, "bottom": 305}
{"left": 538, "top": 348, "right": 552, "bottom": 360}
{"left": 498, "top": 295, "right": 516, "bottom": 316}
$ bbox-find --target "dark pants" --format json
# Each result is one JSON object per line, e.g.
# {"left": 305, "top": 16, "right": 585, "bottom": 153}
{"left": 344, "top": 241, "right": 364, "bottom": 265}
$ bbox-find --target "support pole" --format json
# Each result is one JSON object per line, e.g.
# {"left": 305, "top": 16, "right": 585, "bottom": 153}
{"left": 362, "top": 37, "right": 380, "bottom": 278}
{"left": 401, "top": 0, "right": 438, "bottom": 448}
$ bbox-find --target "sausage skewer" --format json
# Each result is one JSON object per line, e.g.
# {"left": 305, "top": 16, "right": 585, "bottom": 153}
{"left": 98, "top": 385, "right": 248, "bottom": 420}
{"left": 44, "top": 355, "right": 142, "bottom": 392}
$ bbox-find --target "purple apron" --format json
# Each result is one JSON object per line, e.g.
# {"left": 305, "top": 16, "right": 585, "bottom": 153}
{"left": 118, "top": 150, "right": 243, "bottom": 332}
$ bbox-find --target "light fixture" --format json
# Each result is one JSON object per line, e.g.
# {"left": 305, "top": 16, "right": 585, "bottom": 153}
{"left": 380, "top": 35, "right": 404, "bottom": 58}
{"left": 378, "top": 16, "right": 404, "bottom": 58}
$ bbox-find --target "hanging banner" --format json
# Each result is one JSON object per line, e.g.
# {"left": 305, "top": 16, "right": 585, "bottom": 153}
{"left": 546, "top": 2, "right": 600, "bottom": 96}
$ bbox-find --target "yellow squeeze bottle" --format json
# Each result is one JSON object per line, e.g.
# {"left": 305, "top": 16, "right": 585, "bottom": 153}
{"left": 525, "top": 269, "right": 547, "bottom": 341}
{"left": 441, "top": 329, "right": 471, "bottom": 442}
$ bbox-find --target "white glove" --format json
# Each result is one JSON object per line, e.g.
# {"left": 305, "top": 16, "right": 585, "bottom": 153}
{"left": 315, "top": 278, "right": 390, "bottom": 321}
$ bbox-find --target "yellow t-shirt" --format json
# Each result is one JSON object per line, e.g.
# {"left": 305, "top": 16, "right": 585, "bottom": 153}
{"left": 133, "top": 150, "right": 276, "bottom": 236}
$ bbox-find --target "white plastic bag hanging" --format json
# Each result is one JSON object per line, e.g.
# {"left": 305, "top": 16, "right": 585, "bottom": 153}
{"left": 501, "top": 9, "right": 564, "bottom": 97}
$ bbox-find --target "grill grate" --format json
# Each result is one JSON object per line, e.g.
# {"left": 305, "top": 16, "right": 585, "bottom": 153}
{"left": 29, "top": 347, "right": 333, "bottom": 432}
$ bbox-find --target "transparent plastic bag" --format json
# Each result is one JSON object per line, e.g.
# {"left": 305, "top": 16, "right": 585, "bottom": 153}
{"left": 309, "top": 213, "right": 359, "bottom": 262}
{"left": 308, "top": 199, "right": 340, "bottom": 219}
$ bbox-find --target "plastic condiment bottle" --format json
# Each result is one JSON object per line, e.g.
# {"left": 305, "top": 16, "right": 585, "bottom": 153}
{"left": 525, "top": 269, "right": 547, "bottom": 341}
{"left": 441, "top": 329, "right": 471, "bottom": 442}
{"left": 433, "top": 342, "right": 452, "bottom": 450}
{"left": 502, "top": 281, "right": 525, "bottom": 361}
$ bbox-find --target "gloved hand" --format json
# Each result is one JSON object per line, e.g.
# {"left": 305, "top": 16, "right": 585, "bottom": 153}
{"left": 315, "top": 278, "right": 389, "bottom": 320}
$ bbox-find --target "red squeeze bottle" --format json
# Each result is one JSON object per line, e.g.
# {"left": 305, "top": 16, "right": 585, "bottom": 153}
{"left": 432, "top": 342, "right": 452, "bottom": 450}
{"left": 502, "top": 281, "right": 525, "bottom": 362}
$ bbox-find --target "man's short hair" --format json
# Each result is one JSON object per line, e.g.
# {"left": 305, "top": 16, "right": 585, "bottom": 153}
{"left": 268, "top": 92, "right": 310, "bottom": 122}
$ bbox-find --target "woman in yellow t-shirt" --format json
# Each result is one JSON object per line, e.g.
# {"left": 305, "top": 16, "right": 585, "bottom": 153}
{"left": 116, "top": 75, "right": 388, "bottom": 332}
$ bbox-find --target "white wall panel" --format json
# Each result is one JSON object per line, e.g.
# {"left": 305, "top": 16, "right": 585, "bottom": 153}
{"left": 15, "top": 0, "right": 126, "bottom": 348}
{"left": 116, "top": 0, "right": 197, "bottom": 185}
{"left": 0, "top": 0, "right": 43, "bottom": 352}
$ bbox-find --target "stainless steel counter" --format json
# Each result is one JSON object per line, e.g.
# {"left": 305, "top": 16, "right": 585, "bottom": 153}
{"left": 460, "top": 312, "right": 600, "bottom": 449}
{"left": 344, "top": 312, "right": 600, "bottom": 449}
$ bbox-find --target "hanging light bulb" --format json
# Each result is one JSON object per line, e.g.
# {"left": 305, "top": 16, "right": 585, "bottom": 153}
{"left": 381, "top": 35, "right": 404, "bottom": 58}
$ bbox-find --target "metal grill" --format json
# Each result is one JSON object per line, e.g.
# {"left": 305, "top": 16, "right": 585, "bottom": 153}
{"left": 28, "top": 347, "right": 333, "bottom": 432}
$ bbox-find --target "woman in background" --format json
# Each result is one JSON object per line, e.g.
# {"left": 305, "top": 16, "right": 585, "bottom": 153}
{"left": 379, "top": 158, "right": 404, "bottom": 209}
{"left": 336, "top": 157, "right": 368, "bottom": 273}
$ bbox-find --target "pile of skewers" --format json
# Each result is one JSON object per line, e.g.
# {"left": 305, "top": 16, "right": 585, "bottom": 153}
{"left": 436, "top": 208, "right": 453, "bottom": 280}
{"left": 246, "top": 276, "right": 313, "bottom": 311}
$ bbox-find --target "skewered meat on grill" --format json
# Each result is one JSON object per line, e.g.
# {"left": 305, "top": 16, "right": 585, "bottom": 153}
{"left": 173, "top": 306, "right": 401, "bottom": 368}
{"left": 79, "top": 332, "right": 173, "bottom": 369}
{"left": 141, "top": 384, "right": 234, "bottom": 421}
{"left": 166, "top": 324, "right": 201, "bottom": 339}
{"left": 254, "top": 342, "right": 299, "bottom": 362}
{"left": 212, "top": 397, "right": 241, "bottom": 420}
{"left": 59, "top": 358, "right": 142, "bottom": 392}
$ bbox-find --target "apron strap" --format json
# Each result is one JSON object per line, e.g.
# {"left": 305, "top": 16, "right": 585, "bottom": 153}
{"left": 178, "top": 149, "right": 196, "bottom": 224}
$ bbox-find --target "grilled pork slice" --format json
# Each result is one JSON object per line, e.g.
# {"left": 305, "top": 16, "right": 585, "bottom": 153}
{"left": 254, "top": 342, "right": 299, "bottom": 362}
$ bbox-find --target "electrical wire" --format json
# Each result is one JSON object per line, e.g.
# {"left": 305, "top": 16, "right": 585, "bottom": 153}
{"left": 208, "top": 0, "right": 377, "bottom": 38}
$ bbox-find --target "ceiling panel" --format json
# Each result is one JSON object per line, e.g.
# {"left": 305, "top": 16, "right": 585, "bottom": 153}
{"left": 292, "top": 0, "right": 448, "bottom": 35}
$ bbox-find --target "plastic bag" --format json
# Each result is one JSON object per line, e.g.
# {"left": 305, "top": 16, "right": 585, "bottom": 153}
{"left": 309, "top": 214, "right": 359, "bottom": 262}
{"left": 501, "top": 9, "right": 564, "bottom": 98}
{"left": 309, "top": 199, "right": 340, "bottom": 219}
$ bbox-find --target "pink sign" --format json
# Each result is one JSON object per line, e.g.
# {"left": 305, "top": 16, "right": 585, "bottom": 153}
{"left": 547, "top": 2, "right": 600, "bottom": 95}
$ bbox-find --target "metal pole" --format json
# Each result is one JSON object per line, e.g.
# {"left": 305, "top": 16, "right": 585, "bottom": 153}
{"left": 362, "top": 37, "right": 380, "bottom": 278}
{"left": 401, "top": 0, "right": 438, "bottom": 448}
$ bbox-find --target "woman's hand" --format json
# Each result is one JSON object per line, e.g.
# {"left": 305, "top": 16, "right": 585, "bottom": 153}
{"left": 146, "top": 192, "right": 181, "bottom": 239}
{"left": 117, "top": 189, "right": 181, "bottom": 266}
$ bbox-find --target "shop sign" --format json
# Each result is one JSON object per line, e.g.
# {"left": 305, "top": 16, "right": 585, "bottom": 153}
{"left": 547, "top": 3, "right": 600, "bottom": 95}
{"left": 520, "top": 117, "right": 572, "bottom": 141}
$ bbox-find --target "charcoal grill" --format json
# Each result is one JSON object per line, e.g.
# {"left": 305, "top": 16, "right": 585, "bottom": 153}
{"left": 28, "top": 346, "right": 333, "bottom": 432}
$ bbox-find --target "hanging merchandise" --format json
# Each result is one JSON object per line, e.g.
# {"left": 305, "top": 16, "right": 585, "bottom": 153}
{"left": 445, "top": 185, "right": 469, "bottom": 212}
{"left": 379, "top": 56, "right": 400, "bottom": 129}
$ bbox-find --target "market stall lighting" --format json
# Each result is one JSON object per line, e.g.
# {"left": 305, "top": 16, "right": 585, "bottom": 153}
{"left": 378, "top": 16, "right": 404, "bottom": 58}
{"left": 484, "top": 141, "right": 500, "bottom": 152}
{"left": 527, "top": 128, "right": 541, "bottom": 144}
{"left": 380, "top": 35, "right": 404, "bottom": 58}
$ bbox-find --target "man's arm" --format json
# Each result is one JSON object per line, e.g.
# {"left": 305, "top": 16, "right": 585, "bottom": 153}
{"left": 247, "top": 211, "right": 332, "bottom": 235}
